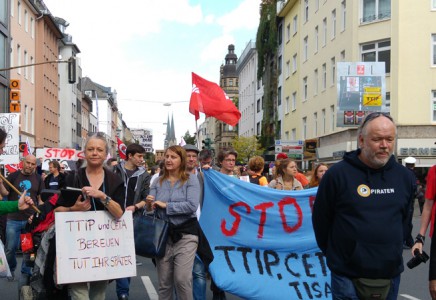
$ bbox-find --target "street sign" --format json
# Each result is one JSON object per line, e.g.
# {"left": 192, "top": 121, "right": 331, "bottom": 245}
{"left": 275, "top": 140, "right": 303, "bottom": 146}
{"left": 10, "top": 102, "right": 20, "bottom": 112}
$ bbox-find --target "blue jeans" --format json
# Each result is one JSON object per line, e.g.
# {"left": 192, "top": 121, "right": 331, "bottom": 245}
{"left": 116, "top": 277, "right": 131, "bottom": 297}
{"left": 5, "top": 219, "right": 31, "bottom": 276}
{"left": 193, "top": 256, "right": 207, "bottom": 300}
{"left": 331, "top": 272, "right": 400, "bottom": 300}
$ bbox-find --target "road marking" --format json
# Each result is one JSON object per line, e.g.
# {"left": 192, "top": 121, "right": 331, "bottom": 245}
{"left": 141, "top": 276, "right": 158, "bottom": 300}
{"left": 399, "top": 294, "right": 421, "bottom": 300}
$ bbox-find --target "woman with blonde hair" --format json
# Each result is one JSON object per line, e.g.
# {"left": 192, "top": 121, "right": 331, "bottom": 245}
{"left": 146, "top": 145, "right": 201, "bottom": 300}
{"left": 309, "top": 163, "right": 328, "bottom": 187}
{"left": 268, "top": 158, "right": 303, "bottom": 190}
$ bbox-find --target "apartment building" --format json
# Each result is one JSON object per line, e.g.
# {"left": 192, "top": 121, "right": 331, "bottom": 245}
{"left": 277, "top": 0, "right": 436, "bottom": 168}
{"left": 237, "top": 40, "right": 265, "bottom": 138}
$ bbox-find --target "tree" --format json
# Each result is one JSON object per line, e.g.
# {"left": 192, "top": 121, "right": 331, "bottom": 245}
{"left": 231, "top": 136, "right": 264, "bottom": 164}
{"left": 183, "top": 131, "right": 196, "bottom": 146}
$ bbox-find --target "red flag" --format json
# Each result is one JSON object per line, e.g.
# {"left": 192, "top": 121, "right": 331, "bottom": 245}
{"left": 5, "top": 162, "right": 22, "bottom": 174}
{"left": 116, "top": 137, "right": 127, "bottom": 160}
{"left": 23, "top": 144, "right": 30, "bottom": 157}
{"left": 189, "top": 72, "right": 241, "bottom": 126}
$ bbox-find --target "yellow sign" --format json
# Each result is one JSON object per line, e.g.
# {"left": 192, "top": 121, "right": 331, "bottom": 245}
{"left": 10, "top": 79, "right": 20, "bottom": 90}
{"left": 10, "top": 102, "right": 20, "bottom": 112}
{"left": 363, "top": 94, "right": 382, "bottom": 106}
{"left": 363, "top": 87, "right": 381, "bottom": 93}
{"left": 10, "top": 90, "right": 21, "bottom": 101}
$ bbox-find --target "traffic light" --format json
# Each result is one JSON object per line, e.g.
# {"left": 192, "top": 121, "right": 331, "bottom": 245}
{"left": 202, "top": 138, "right": 213, "bottom": 150}
{"left": 68, "top": 57, "right": 76, "bottom": 84}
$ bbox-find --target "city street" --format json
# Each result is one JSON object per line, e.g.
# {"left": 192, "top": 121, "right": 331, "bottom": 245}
{"left": 0, "top": 203, "right": 431, "bottom": 299}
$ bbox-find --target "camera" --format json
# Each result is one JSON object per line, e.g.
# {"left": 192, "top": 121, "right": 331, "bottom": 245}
{"left": 407, "top": 249, "right": 429, "bottom": 269}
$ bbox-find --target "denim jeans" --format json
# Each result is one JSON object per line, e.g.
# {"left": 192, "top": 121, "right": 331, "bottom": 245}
{"left": 116, "top": 277, "right": 131, "bottom": 297}
{"left": 193, "top": 256, "right": 207, "bottom": 300}
{"left": 5, "top": 219, "right": 31, "bottom": 276}
{"left": 331, "top": 271, "right": 400, "bottom": 300}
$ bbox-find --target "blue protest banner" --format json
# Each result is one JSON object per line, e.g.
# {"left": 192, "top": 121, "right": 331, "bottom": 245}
{"left": 200, "top": 170, "right": 331, "bottom": 300}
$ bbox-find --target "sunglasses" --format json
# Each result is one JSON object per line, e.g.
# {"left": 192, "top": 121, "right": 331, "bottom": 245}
{"left": 359, "top": 112, "right": 393, "bottom": 130}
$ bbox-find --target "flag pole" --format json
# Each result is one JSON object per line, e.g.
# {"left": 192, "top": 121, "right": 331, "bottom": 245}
{"left": 0, "top": 173, "right": 41, "bottom": 213}
{"left": 195, "top": 119, "right": 200, "bottom": 150}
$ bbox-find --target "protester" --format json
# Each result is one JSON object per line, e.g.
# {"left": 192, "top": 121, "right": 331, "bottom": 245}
{"left": 218, "top": 149, "right": 238, "bottom": 178}
{"left": 43, "top": 160, "right": 66, "bottom": 190}
{"left": 183, "top": 144, "right": 214, "bottom": 300}
{"left": 0, "top": 154, "right": 44, "bottom": 283}
{"left": 411, "top": 164, "right": 436, "bottom": 299}
{"left": 312, "top": 112, "right": 416, "bottom": 300}
{"left": 145, "top": 145, "right": 200, "bottom": 300}
{"left": 106, "top": 157, "right": 118, "bottom": 168}
{"left": 150, "top": 160, "right": 164, "bottom": 186}
{"left": 268, "top": 158, "right": 303, "bottom": 190}
{"left": 54, "top": 132, "right": 125, "bottom": 300}
{"left": 308, "top": 163, "right": 328, "bottom": 188}
{"left": 247, "top": 156, "right": 268, "bottom": 186}
{"left": 112, "top": 143, "right": 150, "bottom": 300}
{"left": 274, "top": 152, "right": 308, "bottom": 187}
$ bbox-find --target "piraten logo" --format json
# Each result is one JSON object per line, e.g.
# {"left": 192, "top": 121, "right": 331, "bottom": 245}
{"left": 357, "top": 184, "right": 371, "bottom": 197}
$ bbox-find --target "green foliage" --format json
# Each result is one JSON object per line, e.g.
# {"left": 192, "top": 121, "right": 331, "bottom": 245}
{"left": 183, "top": 130, "right": 196, "bottom": 146}
{"left": 256, "top": 1, "right": 278, "bottom": 80}
{"left": 231, "top": 136, "right": 264, "bottom": 163}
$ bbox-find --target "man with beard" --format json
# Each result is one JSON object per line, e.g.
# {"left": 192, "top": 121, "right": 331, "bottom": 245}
{"left": 312, "top": 112, "right": 416, "bottom": 300}
{"left": 0, "top": 154, "right": 44, "bottom": 282}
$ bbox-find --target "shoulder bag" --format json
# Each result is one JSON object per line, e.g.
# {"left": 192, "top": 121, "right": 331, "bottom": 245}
{"left": 133, "top": 210, "right": 169, "bottom": 258}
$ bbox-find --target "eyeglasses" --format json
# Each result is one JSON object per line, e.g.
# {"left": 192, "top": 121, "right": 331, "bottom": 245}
{"left": 359, "top": 112, "right": 393, "bottom": 130}
{"left": 224, "top": 159, "right": 236, "bottom": 163}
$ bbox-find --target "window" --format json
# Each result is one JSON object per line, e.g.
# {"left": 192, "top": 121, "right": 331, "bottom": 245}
{"left": 257, "top": 122, "right": 261, "bottom": 135}
{"left": 30, "top": 56, "right": 34, "bottom": 83}
{"left": 285, "top": 96, "right": 290, "bottom": 114}
{"left": 285, "top": 131, "right": 290, "bottom": 141}
{"left": 433, "top": 0, "right": 436, "bottom": 9}
{"left": 322, "top": 18, "right": 327, "bottom": 46}
{"left": 302, "top": 117, "right": 307, "bottom": 139}
{"left": 361, "top": 40, "right": 391, "bottom": 73}
{"left": 24, "top": 50, "right": 28, "bottom": 79}
{"left": 229, "top": 79, "right": 233, "bottom": 87}
{"left": 292, "top": 92, "right": 297, "bottom": 111}
{"left": 331, "top": 57, "right": 336, "bottom": 85}
{"left": 17, "top": 44, "right": 21, "bottom": 74}
{"left": 330, "top": 105, "right": 335, "bottom": 131}
{"left": 17, "top": 1, "right": 21, "bottom": 24}
{"left": 278, "top": 86, "right": 282, "bottom": 106}
{"left": 314, "top": 26, "right": 319, "bottom": 53}
{"left": 24, "top": 9, "right": 28, "bottom": 32}
{"left": 286, "top": 23, "right": 291, "bottom": 42}
{"left": 314, "top": 112, "right": 318, "bottom": 136}
{"left": 30, "top": 17, "right": 34, "bottom": 38}
{"left": 291, "top": 128, "right": 296, "bottom": 140}
{"left": 322, "top": 109, "right": 326, "bottom": 134}
{"left": 286, "top": 60, "right": 290, "bottom": 78}
{"left": 278, "top": 24, "right": 283, "bottom": 45}
{"left": 433, "top": 91, "right": 436, "bottom": 121}
{"left": 433, "top": 34, "right": 436, "bottom": 65}
{"left": 293, "top": 15, "right": 298, "bottom": 35}
{"left": 292, "top": 54, "right": 297, "bottom": 73}
{"left": 303, "top": 36, "right": 308, "bottom": 61}
{"left": 278, "top": 55, "right": 282, "bottom": 75}
{"left": 331, "top": 9, "right": 336, "bottom": 39}
{"left": 303, "top": 77, "right": 308, "bottom": 101}
{"left": 362, "top": 0, "right": 391, "bottom": 23}
{"left": 385, "top": 92, "right": 390, "bottom": 108}
{"left": 341, "top": 1, "right": 346, "bottom": 31}
{"left": 340, "top": 50, "right": 346, "bottom": 61}
{"left": 257, "top": 99, "right": 261, "bottom": 112}
{"left": 24, "top": 105, "right": 28, "bottom": 132}
{"left": 315, "top": 0, "right": 320, "bottom": 11}
{"left": 314, "top": 69, "right": 319, "bottom": 95}
{"left": 322, "top": 63, "right": 326, "bottom": 90}
{"left": 304, "top": 0, "right": 309, "bottom": 22}
{"left": 10, "top": 0, "right": 13, "bottom": 16}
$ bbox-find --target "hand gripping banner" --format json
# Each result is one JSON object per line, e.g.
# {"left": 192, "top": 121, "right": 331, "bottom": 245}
{"left": 200, "top": 170, "right": 331, "bottom": 300}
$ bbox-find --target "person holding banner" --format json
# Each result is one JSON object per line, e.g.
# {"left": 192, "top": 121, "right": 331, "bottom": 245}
{"left": 268, "top": 158, "right": 303, "bottom": 190}
{"left": 55, "top": 132, "right": 125, "bottom": 300}
{"left": 146, "top": 145, "right": 200, "bottom": 300}
{"left": 312, "top": 112, "right": 416, "bottom": 300}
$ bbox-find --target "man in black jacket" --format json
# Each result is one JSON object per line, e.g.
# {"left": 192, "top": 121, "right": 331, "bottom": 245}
{"left": 112, "top": 143, "right": 150, "bottom": 300}
{"left": 312, "top": 112, "right": 416, "bottom": 300}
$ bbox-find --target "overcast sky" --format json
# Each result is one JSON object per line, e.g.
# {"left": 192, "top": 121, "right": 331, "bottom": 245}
{"left": 43, "top": 0, "right": 260, "bottom": 150}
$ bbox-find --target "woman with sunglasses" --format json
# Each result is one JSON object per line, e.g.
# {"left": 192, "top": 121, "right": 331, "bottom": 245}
{"left": 55, "top": 132, "right": 125, "bottom": 300}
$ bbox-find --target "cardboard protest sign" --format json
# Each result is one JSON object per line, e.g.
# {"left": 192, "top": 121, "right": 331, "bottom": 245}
{"left": 0, "top": 113, "right": 20, "bottom": 165}
{"left": 201, "top": 170, "right": 331, "bottom": 300}
{"left": 55, "top": 211, "right": 136, "bottom": 284}
{"left": 36, "top": 148, "right": 85, "bottom": 171}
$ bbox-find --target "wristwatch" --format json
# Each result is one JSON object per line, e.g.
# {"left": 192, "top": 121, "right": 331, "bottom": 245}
{"left": 415, "top": 233, "right": 425, "bottom": 245}
{"left": 103, "top": 196, "right": 111, "bottom": 207}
